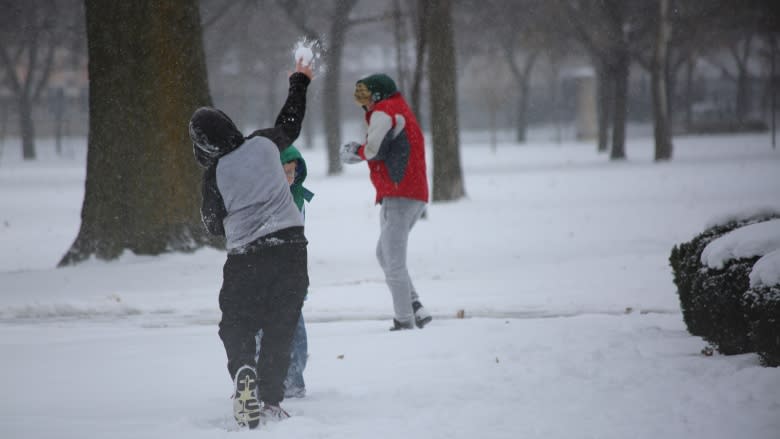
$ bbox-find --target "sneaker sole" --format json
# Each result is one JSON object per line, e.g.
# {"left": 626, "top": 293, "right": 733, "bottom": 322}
{"left": 234, "top": 368, "right": 260, "bottom": 429}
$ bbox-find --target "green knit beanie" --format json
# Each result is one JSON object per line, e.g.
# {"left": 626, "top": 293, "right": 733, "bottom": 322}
{"left": 356, "top": 73, "right": 398, "bottom": 103}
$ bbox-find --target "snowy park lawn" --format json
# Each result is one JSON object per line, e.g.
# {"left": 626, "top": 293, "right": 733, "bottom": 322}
{"left": 1, "top": 131, "right": 779, "bottom": 438}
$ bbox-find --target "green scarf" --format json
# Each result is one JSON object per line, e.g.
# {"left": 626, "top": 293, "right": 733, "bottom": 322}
{"left": 280, "top": 145, "right": 313, "bottom": 212}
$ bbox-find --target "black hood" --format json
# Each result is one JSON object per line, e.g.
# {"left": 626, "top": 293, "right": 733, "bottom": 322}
{"left": 189, "top": 107, "right": 245, "bottom": 168}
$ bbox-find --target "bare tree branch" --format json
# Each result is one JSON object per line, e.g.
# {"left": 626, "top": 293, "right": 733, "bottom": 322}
{"left": 0, "top": 44, "right": 22, "bottom": 94}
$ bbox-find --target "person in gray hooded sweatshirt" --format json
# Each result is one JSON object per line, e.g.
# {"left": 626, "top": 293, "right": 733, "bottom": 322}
{"left": 189, "top": 60, "right": 312, "bottom": 429}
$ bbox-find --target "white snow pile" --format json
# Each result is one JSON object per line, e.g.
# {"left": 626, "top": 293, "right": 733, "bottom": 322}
{"left": 700, "top": 219, "right": 780, "bottom": 286}
{"left": 749, "top": 249, "right": 780, "bottom": 288}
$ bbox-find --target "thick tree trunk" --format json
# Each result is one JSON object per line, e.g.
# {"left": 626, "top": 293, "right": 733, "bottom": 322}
{"left": 652, "top": 0, "right": 672, "bottom": 161}
{"left": 60, "top": 0, "right": 213, "bottom": 266}
{"left": 427, "top": 0, "right": 465, "bottom": 201}
{"left": 610, "top": 50, "right": 629, "bottom": 160}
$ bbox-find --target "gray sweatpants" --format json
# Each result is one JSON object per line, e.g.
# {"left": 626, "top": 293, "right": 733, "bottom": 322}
{"left": 376, "top": 197, "right": 427, "bottom": 324}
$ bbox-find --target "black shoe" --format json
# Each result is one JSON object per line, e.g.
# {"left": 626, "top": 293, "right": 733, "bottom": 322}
{"left": 389, "top": 318, "right": 414, "bottom": 331}
{"left": 233, "top": 365, "right": 261, "bottom": 429}
{"left": 412, "top": 301, "right": 433, "bottom": 329}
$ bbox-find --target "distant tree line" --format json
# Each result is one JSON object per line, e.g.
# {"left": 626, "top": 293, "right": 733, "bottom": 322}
{"left": 0, "top": 0, "right": 775, "bottom": 263}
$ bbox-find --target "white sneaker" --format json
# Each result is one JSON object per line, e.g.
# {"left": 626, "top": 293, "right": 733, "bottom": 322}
{"left": 232, "top": 365, "right": 260, "bottom": 429}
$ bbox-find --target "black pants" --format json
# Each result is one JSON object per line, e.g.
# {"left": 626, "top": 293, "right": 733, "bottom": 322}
{"left": 218, "top": 238, "right": 308, "bottom": 406}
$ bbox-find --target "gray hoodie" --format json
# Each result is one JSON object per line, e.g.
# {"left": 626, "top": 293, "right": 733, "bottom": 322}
{"left": 190, "top": 72, "right": 311, "bottom": 253}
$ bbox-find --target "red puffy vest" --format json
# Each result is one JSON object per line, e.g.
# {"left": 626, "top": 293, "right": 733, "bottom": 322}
{"left": 360, "top": 94, "right": 429, "bottom": 204}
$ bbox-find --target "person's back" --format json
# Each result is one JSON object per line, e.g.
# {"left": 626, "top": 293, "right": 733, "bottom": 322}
{"left": 217, "top": 137, "right": 303, "bottom": 252}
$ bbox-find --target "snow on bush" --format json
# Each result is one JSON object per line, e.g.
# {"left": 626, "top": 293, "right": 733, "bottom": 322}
{"left": 700, "top": 219, "right": 780, "bottom": 270}
{"left": 670, "top": 210, "right": 780, "bottom": 361}
{"left": 749, "top": 249, "right": 780, "bottom": 288}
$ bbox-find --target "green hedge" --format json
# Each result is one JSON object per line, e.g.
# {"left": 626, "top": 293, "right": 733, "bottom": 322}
{"left": 742, "top": 285, "right": 780, "bottom": 367}
{"left": 669, "top": 212, "right": 780, "bottom": 364}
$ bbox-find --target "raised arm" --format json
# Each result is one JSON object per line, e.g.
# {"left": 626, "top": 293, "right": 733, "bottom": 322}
{"left": 247, "top": 60, "right": 313, "bottom": 151}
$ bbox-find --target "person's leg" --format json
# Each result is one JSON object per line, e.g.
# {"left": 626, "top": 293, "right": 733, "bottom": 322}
{"left": 376, "top": 197, "right": 426, "bottom": 325}
{"left": 283, "top": 312, "right": 307, "bottom": 397}
{"left": 218, "top": 254, "right": 264, "bottom": 428}
{"left": 218, "top": 254, "right": 265, "bottom": 378}
{"left": 256, "top": 243, "right": 308, "bottom": 406}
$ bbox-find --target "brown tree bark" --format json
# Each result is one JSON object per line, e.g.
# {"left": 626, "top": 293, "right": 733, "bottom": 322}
{"left": 60, "top": 0, "right": 213, "bottom": 266}
{"left": 427, "top": 0, "right": 465, "bottom": 201}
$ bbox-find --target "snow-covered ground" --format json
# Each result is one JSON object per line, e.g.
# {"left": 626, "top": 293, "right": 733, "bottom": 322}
{"left": 1, "top": 131, "right": 779, "bottom": 439}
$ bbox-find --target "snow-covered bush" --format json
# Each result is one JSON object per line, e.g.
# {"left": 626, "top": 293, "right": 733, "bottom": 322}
{"left": 670, "top": 210, "right": 780, "bottom": 359}
{"left": 742, "top": 285, "right": 780, "bottom": 366}
{"left": 741, "top": 249, "right": 780, "bottom": 366}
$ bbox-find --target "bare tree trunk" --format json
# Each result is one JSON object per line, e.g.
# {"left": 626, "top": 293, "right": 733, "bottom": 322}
{"left": 54, "top": 88, "right": 64, "bottom": 155}
{"left": 684, "top": 53, "right": 695, "bottom": 132}
{"left": 410, "top": 0, "right": 429, "bottom": 124}
{"left": 734, "top": 36, "right": 754, "bottom": 124}
{"left": 548, "top": 57, "right": 562, "bottom": 144}
{"left": 736, "top": 66, "right": 751, "bottom": 124}
{"left": 392, "top": 0, "right": 406, "bottom": 92}
{"left": 610, "top": 49, "right": 629, "bottom": 160}
{"left": 489, "top": 106, "right": 497, "bottom": 152}
{"left": 516, "top": 81, "right": 530, "bottom": 143}
{"left": 0, "top": 101, "right": 7, "bottom": 146}
{"left": 503, "top": 48, "right": 539, "bottom": 144}
{"left": 427, "top": 0, "right": 465, "bottom": 201}
{"left": 595, "top": 59, "right": 612, "bottom": 153}
{"left": 18, "top": 95, "right": 36, "bottom": 160}
{"left": 303, "top": 104, "right": 316, "bottom": 150}
{"left": 772, "top": 34, "right": 777, "bottom": 149}
{"left": 60, "top": 0, "right": 212, "bottom": 266}
{"left": 0, "top": 1, "right": 59, "bottom": 161}
{"left": 652, "top": 0, "right": 672, "bottom": 161}
{"left": 323, "top": 0, "right": 359, "bottom": 176}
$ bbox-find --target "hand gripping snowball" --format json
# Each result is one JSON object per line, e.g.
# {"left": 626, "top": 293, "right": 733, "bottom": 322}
{"left": 294, "top": 46, "right": 314, "bottom": 66}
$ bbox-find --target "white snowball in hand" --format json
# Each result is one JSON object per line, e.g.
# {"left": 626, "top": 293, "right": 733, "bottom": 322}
{"left": 294, "top": 46, "right": 314, "bottom": 66}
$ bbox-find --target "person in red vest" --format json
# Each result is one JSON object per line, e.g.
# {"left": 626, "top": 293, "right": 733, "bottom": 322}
{"left": 340, "top": 73, "right": 433, "bottom": 331}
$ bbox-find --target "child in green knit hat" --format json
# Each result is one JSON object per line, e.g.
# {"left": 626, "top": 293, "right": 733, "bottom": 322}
{"left": 256, "top": 144, "right": 313, "bottom": 398}
{"left": 280, "top": 145, "right": 314, "bottom": 217}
